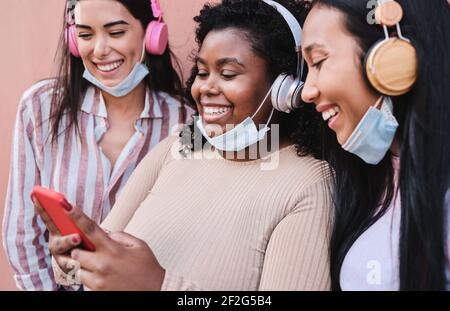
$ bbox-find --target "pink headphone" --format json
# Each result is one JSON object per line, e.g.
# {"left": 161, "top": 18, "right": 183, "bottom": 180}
{"left": 65, "top": 0, "right": 169, "bottom": 58}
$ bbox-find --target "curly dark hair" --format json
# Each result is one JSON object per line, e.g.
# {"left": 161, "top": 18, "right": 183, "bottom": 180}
{"left": 180, "top": 0, "right": 323, "bottom": 159}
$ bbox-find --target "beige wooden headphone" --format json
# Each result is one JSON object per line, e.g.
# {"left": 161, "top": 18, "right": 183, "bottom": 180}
{"left": 365, "top": 0, "right": 418, "bottom": 96}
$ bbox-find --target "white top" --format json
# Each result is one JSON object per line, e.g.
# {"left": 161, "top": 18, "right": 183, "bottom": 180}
{"left": 340, "top": 157, "right": 450, "bottom": 290}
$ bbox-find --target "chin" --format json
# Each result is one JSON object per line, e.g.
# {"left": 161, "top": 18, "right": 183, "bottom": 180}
{"left": 335, "top": 131, "right": 346, "bottom": 146}
{"left": 102, "top": 80, "right": 119, "bottom": 87}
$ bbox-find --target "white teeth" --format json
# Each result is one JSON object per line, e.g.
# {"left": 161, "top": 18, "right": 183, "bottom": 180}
{"left": 96, "top": 60, "right": 123, "bottom": 72}
{"left": 322, "top": 106, "right": 340, "bottom": 121}
{"left": 203, "top": 107, "right": 232, "bottom": 115}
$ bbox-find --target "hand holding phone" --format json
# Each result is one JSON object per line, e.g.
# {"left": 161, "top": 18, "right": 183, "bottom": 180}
{"left": 31, "top": 186, "right": 96, "bottom": 251}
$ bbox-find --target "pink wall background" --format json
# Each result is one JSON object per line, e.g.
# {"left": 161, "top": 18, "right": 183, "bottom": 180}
{"left": 0, "top": 0, "right": 206, "bottom": 291}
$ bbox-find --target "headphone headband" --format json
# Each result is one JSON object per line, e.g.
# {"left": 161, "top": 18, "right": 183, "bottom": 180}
{"left": 261, "top": 0, "right": 305, "bottom": 113}
{"left": 151, "top": 0, "right": 163, "bottom": 19}
{"left": 65, "top": 1, "right": 165, "bottom": 24}
{"left": 262, "top": 0, "right": 303, "bottom": 78}
{"left": 66, "top": 0, "right": 77, "bottom": 25}
{"left": 261, "top": 0, "right": 302, "bottom": 52}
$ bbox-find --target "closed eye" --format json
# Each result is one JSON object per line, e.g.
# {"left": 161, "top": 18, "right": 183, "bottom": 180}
{"left": 311, "top": 59, "right": 325, "bottom": 70}
{"left": 78, "top": 33, "right": 93, "bottom": 40}
{"left": 196, "top": 70, "right": 209, "bottom": 78}
{"left": 110, "top": 31, "right": 125, "bottom": 37}
{"left": 221, "top": 70, "right": 238, "bottom": 80}
{"left": 221, "top": 73, "right": 237, "bottom": 80}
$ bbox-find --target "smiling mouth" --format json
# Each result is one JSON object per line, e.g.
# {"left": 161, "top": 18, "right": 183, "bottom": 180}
{"left": 321, "top": 105, "right": 340, "bottom": 121}
{"left": 95, "top": 60, "right": 124, "bottom": 73}
{"left": 320, "top": 105, "right": 341, "bottom": 130}
{"left": 203, "top": 106, "right": 232, "bottom": 116}
{"left": 201, "top": 105, "right": 233, "bottom": 123}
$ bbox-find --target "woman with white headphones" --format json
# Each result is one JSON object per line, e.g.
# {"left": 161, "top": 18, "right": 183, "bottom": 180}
{"left": 37, "top": 0, "right": 333, "bottom": 291}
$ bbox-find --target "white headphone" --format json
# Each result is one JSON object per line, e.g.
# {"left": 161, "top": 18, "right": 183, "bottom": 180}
{"left": 262, "top": 0, "right": 305, "bottom": 113}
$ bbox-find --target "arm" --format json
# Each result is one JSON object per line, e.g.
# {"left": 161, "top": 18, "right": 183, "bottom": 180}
{"left": 258, "top": 178, "right": 332, "bottom": 290}
{"left": 2, "top": 97, "right": 57, "bottom": 290}
{"left": 49, "top": 136, "right": 181, "bottom": 286}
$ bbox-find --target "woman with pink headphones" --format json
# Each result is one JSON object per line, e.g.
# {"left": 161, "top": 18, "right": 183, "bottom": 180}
{"left": 2, "top": 0, "right": 193, "bottom": 291}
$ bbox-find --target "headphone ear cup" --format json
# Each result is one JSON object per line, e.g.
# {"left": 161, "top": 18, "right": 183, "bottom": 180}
{"left": 65, "top": 24, "right": 80, "bottom": 58}
{"left": 271, "top": 74, "right": 289, "bottom": 113}
{"left": 288, "top": 76, "right": 304, "bottom": 111}
{"left": 365, "top": 38, "right": 417, "bottom": 96}
{"left": 271, "top": 74, "right": 303, "bottom": 113}
{"left": 145, "top": 21, "right": 169, "bottom": 56}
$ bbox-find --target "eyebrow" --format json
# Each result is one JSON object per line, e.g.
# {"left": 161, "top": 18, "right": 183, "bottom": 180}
{"left": 303, "top": 43, "right": 327, "bottom": 55}
{"left": 76, "top": 20, "right": 130, "bottom": 30}
{"left": 197, "top": 57, "right": 246, "bottom": 68}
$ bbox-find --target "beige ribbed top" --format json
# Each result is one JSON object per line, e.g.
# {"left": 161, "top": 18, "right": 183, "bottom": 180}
{"left": 99, "top": 135, "right": 332, "bottom": 290}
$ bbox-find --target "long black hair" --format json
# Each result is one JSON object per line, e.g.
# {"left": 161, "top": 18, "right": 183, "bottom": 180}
{"left": 305, "top": 0, "right": 450, "bottom": 290}
{"left": 49, "top": 0, "right": 184, "bottom": 141}
{"left": 181, "top": 0, "right": 323, "bottom": 158}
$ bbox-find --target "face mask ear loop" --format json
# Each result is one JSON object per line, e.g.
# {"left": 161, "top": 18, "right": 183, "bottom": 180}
{"left": 374, "top": 96, "right": 384, "bottom": 110}
{"left": 264, "top": 107, "right": 275, "bottom": 129}
{"left": 251, "top": 84, "right": 274, "bottom": 120}
{"left": 139, "top": 40, "right": 147, "bottom": 63}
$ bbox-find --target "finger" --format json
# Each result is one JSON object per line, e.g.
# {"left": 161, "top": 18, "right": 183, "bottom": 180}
{"left": 53, "top": 254, "right": 78, "bottom": 274}
{"left": 78, "top": 269, "right": 104, "bottom": 291}
{"left": 49, "top": 233, "right": 82, "bottom": 256}
{"left": 108, "top": 231, "right": 143, "bottom": 248}
{"left": 65, "top": 206, "right": 110, "bottom": 248}
{"left": 33, "top": 197, "right": 60, "bottom": 235}
{"left": 71, "top": 248, "right": 103, "bottom": 272}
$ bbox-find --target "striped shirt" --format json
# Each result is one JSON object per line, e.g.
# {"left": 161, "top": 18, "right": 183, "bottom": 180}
{"left": 2, "top": 79, "right": 194, "bottom": 291}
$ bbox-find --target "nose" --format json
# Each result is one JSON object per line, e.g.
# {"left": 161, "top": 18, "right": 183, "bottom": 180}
{"left": 93, "top": 36, "right": 111, "bottom": 59}
{"left": 301, "top": 72, "right": 320, "bottom": 104}
{"left": 199, "top": 74, "right": 220, "bottom": 96}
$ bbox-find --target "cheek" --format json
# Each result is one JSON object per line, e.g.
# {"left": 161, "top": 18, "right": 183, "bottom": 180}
{"left": 323, "top": 59, "right": 376, "bottom": 139}
{"left": 77, "top": 40, "right": 93, "bottom": 59}
{"left": 118, "top": 42, "right": 140, "bottom": 60}
{"left": 224, "top": 80, "right": 262, "bottom": 108}
{"left": 190, "top": 79, "right": 201, "bottom": 101}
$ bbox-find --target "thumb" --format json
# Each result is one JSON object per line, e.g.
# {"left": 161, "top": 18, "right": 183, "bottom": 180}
{"left": 108, "top": 231, "right": 142, "bottom": 248}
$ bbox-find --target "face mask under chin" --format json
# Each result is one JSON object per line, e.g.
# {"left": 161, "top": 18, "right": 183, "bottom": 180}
{"left": 341, "top": 96, "right": 399, "bottom": 165}
{"left": 196, "top": 85, "right": 275, "bottom": 152}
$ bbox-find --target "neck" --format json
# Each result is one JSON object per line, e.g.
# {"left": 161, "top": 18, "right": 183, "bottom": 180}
{"left": 101, "top": 81, "right": 146, "bottom": 116}
{"left": 390, "top": 138, "right": 400, "bottom": 157}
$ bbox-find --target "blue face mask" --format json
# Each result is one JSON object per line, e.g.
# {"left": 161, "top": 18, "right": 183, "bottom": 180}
{"left": 196, "top": 86, "right": 274, "bottom": 152}
{"left": 341, "top": 96, "right": 399, "bottom": 165}
{"left": 82, "top": 42, "right": 149, "bottom": 98}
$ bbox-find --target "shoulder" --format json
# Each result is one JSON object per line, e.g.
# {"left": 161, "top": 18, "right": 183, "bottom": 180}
{"left": 277, "top": 146, "right": 333, "bottom": 189}
{"left": 145, "top": 134, "right": 182, "bottom": 159}
{"left": 137, "top": 134, "right": 183, "bottom": 170}
{"left": 20, "top": 79, "right": 57, "bottom": 104}
{"left": 18, "top": 79, "right": 58, "bottom": 117}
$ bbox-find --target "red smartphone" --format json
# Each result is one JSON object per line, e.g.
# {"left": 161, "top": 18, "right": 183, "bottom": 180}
{"left": 31, "top": 186, "right": 96, "bottom": 251}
